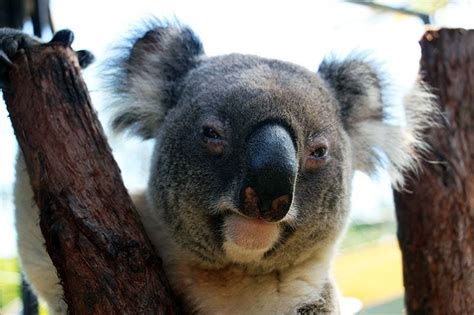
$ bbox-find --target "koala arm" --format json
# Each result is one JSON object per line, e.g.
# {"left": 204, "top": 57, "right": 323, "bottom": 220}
{"left": 14, "top": 154, "right": 68, "bottom": 315}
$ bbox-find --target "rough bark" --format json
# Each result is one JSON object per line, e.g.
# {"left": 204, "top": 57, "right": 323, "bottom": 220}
{"left": 394, "top": 29, "right": 474, "bottom": 315}
{"left": 3, "top": 43, "right": 178, "bottom": 314}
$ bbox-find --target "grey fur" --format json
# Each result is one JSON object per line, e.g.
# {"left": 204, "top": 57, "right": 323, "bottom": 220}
{"left": 104, "top": 20, "right": 204, "bottom": 139}
{"left": 103, "top": 21, "right": 435, "bottom": 312}
{"left": 318, "top": 57, "right": 437, "bottom": 187}
{"left": 5, "top": 20, "right": 437, "bottom": 314}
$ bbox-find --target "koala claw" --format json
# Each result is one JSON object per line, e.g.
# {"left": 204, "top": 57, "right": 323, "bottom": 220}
{"left": 50, "top": 29, "right": 75, "bottom": 46}
{"left": 0, "top": 49, "right": 13, "bottom": 66}
{"left": 76, "top": 50, "right": 95, "bottom": 69}
{"left": 50, "top": 30, "right": 94, "bottom": 69}
{"left": 0, "top": 29, "right": 39, "bottom": 59}
{"left": 0, "top": 28, "right": 40, "bottom": 88}
{"left": 0, "top": 49, "right": 14, "bottom": 89}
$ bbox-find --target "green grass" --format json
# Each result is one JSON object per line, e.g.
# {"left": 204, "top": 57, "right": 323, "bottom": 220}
{"left": 363, "top": 297, "right": 404, "bottom": 314}
{"left": 340, "top": 221, "right": 397, "bottom": 250}
{"left": 0, "top": 257, "right": 21, "bottom": 309}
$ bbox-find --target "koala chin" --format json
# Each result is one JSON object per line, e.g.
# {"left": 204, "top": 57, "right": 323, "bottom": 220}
{"left": 7, "top": 19, "right": 437, "bottom": 315}
{"left": 222, "top": 214, "right": 281, "bottom": 263}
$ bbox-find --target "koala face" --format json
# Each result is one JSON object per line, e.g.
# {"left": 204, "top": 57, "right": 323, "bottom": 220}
{"left": 106, "top": 21, "right": 434, "bottom": 272}
{"left": 148, "top": 54, "right": 352, "bottom": 269}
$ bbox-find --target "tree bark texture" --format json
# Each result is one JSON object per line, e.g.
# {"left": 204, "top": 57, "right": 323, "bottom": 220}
{"left": 394, "top": 29, "right": 474, "bottom": 315}
{"left": 3, "top": 43, "right": 178, "bottom": 314}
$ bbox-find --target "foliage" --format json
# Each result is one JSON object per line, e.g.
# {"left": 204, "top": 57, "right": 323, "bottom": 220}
{"left": 0, "top": 257, "right": 20, "bottom": 308}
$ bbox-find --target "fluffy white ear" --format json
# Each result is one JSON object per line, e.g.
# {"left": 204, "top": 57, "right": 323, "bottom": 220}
{"left": 104, "top": 20, "right": 204, "bottom": 139}
{"left": 318, "top": 57, "right": 438, "bottom": 189}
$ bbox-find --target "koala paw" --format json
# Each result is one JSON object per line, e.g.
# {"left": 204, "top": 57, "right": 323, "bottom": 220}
{"left": 49, "top": 30, "right": 95, "bottom": 69}
{"left": 0, "top": 28, "right": 40, "bottom": 88}
{"left": 0, "top": 28, "right": 94, "bottom": 89}
{"left": 0, "top": 28, "right": 39, "bottom": 63}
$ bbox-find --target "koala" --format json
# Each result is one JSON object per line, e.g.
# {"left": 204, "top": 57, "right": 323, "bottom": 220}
{"left": 1, "top": 21, "right": 435, "bottom": 315}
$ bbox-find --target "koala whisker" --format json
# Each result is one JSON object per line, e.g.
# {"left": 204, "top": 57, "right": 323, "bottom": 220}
{"left": 211, "top": 196, "right": 241, "bottom": 216}
{"left": 183, "top": 234, "right": 223, "bottom": 259}
{"left": 280, "top": 204, "right": 299, "bottom": 227}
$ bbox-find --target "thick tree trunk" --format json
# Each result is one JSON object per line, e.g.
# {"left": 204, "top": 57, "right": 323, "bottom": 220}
{"left": 3, "top": 42, "right": 178, "bottom": 314}
{"left": 394, "top": 29, "right": 474, "bottom": 315}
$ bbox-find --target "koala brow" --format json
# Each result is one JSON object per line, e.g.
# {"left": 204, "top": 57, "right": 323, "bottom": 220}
{"left": 309, "top": 120, "right": 338, "bottom": 140}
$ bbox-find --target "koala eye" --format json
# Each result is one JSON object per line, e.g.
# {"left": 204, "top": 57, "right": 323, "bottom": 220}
{"left": 305, "top": 140, "right": 329, "bottom": 171}
{"left": 202, "top": 125, "right": 225, "bottom": 156}
{"left": 312, "top": 146, "right": 328, "bottom": 159}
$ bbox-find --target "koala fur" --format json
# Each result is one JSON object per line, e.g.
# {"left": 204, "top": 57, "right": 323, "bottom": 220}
{"left": 7, "top": 20, "right": 436, "bottom": 314}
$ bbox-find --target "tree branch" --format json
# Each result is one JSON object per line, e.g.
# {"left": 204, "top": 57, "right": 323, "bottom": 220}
{"left": 394, "top": 29, "right": 474, "bottom": 315}
{"left": 3, "top": 42, "right": 178, "bottom": 314}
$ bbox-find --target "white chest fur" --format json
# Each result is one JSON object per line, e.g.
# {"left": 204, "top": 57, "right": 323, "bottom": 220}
{"left": 166, "top": 256, "right": 330, "bottom": 315}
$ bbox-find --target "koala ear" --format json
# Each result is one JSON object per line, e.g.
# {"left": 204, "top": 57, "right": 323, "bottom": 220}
{"left": 105, "top": 20, "right": 204, "bottom": 139}
{"left": 318, "top": 56, "right": 437, "bottom": 188}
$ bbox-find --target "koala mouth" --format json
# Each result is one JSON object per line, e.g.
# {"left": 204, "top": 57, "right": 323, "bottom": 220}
{"left": 222, "top": 214, "right": 280, "bottom": 263}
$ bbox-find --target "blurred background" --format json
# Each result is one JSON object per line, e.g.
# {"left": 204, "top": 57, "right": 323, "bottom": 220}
{"left": 0, "top": 0, "right": 473, "bottom": 314}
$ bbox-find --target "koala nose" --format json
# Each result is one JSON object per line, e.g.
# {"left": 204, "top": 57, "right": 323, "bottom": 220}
{"left": 240, "top": 124, "right": 297, "bottom": 222}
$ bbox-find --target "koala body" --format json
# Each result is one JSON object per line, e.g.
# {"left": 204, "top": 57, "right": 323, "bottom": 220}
{"left": 3, "top": 21, "right": 435, "bottom": 314}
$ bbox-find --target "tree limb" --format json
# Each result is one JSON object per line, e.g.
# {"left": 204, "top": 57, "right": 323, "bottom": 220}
{"left": 3, "top": 42, "right": 179, "bottom": 314}
{"left": 394, "top": 28, "right": 474, "bottom": 315}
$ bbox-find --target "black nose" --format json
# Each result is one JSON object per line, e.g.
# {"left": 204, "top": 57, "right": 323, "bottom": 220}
{"left": 240, "top": 124, "right": 297, "bottom": 222}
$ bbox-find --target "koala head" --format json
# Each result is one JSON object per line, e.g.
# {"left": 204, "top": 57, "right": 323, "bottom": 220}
{"left": 106, "top": 21, "right": 434, "bottom": 272}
